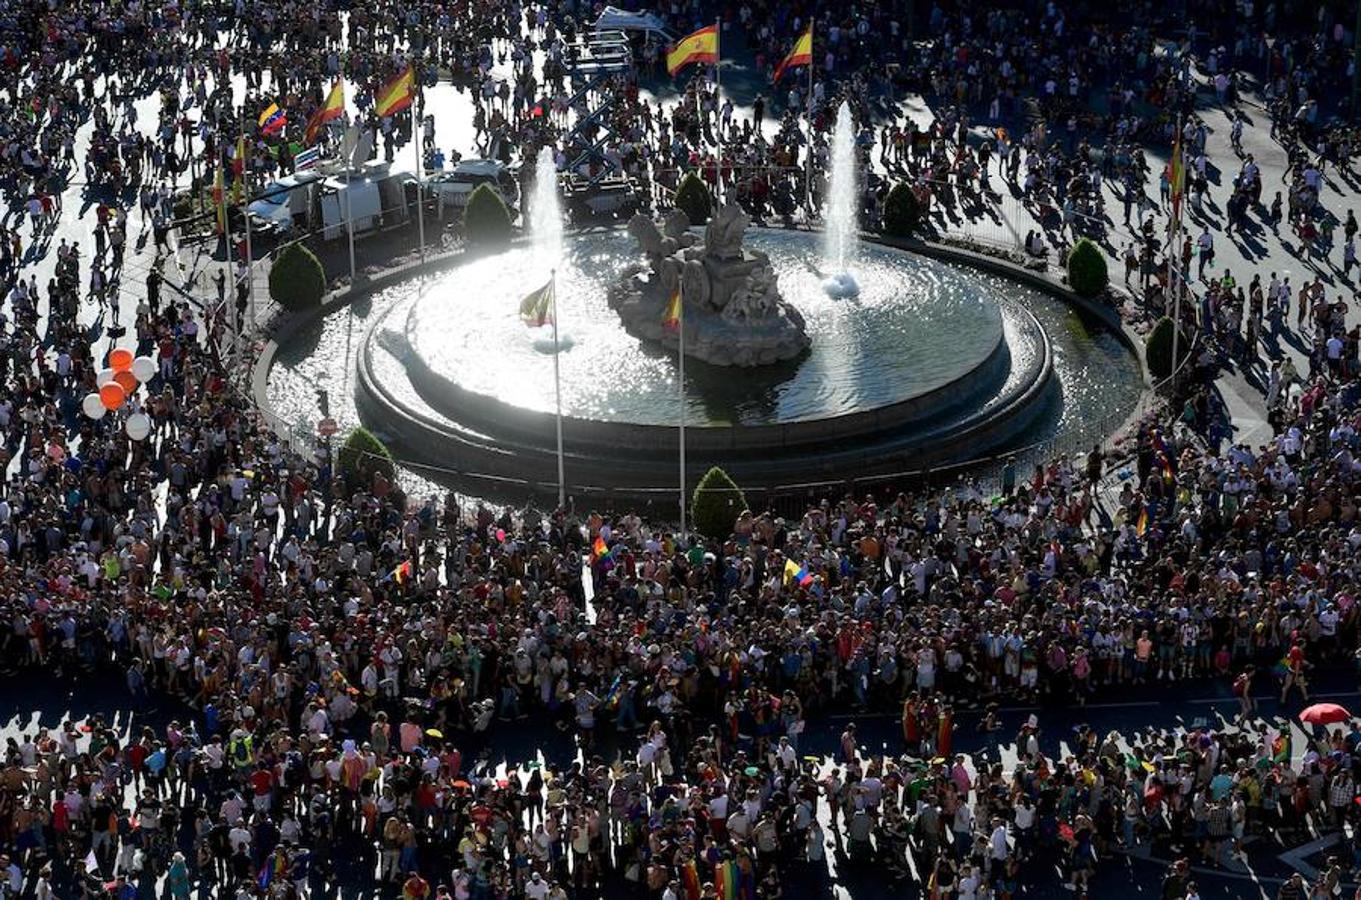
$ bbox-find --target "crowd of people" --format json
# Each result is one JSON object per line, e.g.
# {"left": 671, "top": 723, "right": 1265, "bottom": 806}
{"left": 0, "top": 0, "right": 1359, "bottom": 899}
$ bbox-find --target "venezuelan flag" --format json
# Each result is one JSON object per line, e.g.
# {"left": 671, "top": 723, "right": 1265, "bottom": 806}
{"left": 305, "top": 80, "right": 345, "bottom": 145}
{"left": 773, "top": 27, "right": 812, "bottom": 82}
{"left": 667, "top": 25, "right": 719, "bottom": 77}
{"left": 375, "top": 66, "right": 415, "bottom": 117}
{"left": 662, "top": 287, "right": 681, "bottom": 329}
{"left": 258, "top": 102, "right": 287, "bottom": 136}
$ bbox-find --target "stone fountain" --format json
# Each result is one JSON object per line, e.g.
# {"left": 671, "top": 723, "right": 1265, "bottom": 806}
{"left": 608, "top": 204, "right": 811, "bottom": 367}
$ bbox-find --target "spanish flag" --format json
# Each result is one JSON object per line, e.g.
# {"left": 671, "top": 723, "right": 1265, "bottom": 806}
{"left": 773, "top": 27, "right": 812, "bottom": 82}
{"left": 258, "top": 102, "right": 287, "bottom": 137}
{"left": 662, "top": 287, "right": 682, "bottom": 329}
{"left": 375, "top": 66, "right": 415, "bottom": 118}
{"left": 519, "top": 279, "right": 554, "bottom": 327}
{"left": 1169, "top": 132, "right": 1185, "bottom": 220}
{"left": 305, "top": 80, "right": 345, "bottom": 145}
{"left": 212, "top": 166, "right": 226, "bottom": 235}
{"left": 667, "top": 24, "right": 719, "bottom": 77}
{"left": 390, "top": 559, "right": 413, "bottom": 585}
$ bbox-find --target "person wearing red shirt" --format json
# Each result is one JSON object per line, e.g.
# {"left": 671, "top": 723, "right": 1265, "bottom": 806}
{"left": 402, "top": 871, "right": 430, "bottom": 900}
{"left": 250, "top": 762, "right": 274, "bottom": 814}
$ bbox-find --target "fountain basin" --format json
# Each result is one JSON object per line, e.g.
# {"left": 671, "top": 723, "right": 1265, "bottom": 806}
{"left": 347, "top": 228, "right": 1070, "bottom": 489}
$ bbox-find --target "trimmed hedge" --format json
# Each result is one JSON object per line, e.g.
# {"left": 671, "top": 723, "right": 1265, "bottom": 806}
{"left": 338, "top": 425, "right": 396, "bottom": 485}
{"left": 882, "top": 182, "right": 922, "bottom": 237}
{"left": 1145, "top": 316, "right": 1191, "bottom": 381}
{"left": 464, "top": 183, "right": 513, "bottom": 247}
{"left": 673, "top": 172, "right": 712, "bottom": 226}
{"left": 691, "top": 466, "right": 746, "bottom": 539}
{"left": 1066, "top": 238, "right": 1109, "bottom": 297}
{"left": 268, "top": 241, "right": 326, "bottom": 311}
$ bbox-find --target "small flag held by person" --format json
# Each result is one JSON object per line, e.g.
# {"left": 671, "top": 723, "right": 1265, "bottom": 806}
{"left": 783, "top": 558, "right": 814, "bottom": 587}
{"left": 258, "top": 102, "right": 287, "bottom": 136}
{"left": 294, "top": 146, "right": 320, "bottom": 170}
{"left": 519, "top": 279, "right": 555, "bottom": 327}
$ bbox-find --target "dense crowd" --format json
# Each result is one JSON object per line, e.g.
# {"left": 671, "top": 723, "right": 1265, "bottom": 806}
{"left": 0, "top": 0, "right": 1361, "bottom": 899}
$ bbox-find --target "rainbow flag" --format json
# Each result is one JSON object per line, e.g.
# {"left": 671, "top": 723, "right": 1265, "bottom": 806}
{"left": 662, "top": 287, "right": 681, "bottom": 330}
{"left": 773, "top": 27, "right": 812, "bottom": 82}
{"left": 257, "top": 851, "right": 286, "bottom": 890}
{"left": 258, "top": 102, "right": 287, "bottom": 137}
{"left": 375, "top": 66, "right": 415, "bottom": 117}
{"left": 591, "top": 536, "right": 612, "bottom": 562}
{"left": 1272, "top": 654, "right": 1291, "bottom": 678}
{"left": 714, "top": 860, "right": 738, "bottom": 900}
{"left": 305, "top": 80, "right": 345, "bottom": 144}
{"left": 667, "top": 24, "right": 719, "bottom": 76}
{"left": 1135, "top": 508, "right": 1149, "bottom": 536}
{"left": 783, "top": 558, "right": 813, "bottom": 587}
{"left": 681, "top": 860, "right": 701, "bottom": 900}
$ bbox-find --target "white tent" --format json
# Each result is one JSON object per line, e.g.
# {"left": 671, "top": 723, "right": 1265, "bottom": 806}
{"left": 593, "top": 7, "right": 674, "bottom": 41}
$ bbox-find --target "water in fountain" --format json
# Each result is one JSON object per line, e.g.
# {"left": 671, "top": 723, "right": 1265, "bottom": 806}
{"left": 529, "top": 146, "right": 563, "bottom": 268}
{"left": 822, "top": 101, "right": 860, "bottom": 298}
{"left": 528, "top": 146, "right": 572, "bottom": 349}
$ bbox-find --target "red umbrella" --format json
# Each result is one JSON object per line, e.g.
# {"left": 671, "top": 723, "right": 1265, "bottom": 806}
{"left": 1299, "top": 703, "right": 1352, "bottom": 726}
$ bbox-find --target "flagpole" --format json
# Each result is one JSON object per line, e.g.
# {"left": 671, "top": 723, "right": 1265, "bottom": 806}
{"left": 415, "top": 91, "right": 427, "bottom": 264}
{"left": 806, "top": 32, "right": 814, "bottom": 217}
{"left": 1169, "top": 114, "right": 1183, "bottom": 389}
{"left": 551, "top": 269, "right": 565, "bottom": 510}
{"left": 239, "top": 111, "right": 256, "bottom": 339}
{"left": 678, "top": 280, "right": 686, "bottom": 540}
{"left": 713, "top": 18, "right": 722, "bottom": 203}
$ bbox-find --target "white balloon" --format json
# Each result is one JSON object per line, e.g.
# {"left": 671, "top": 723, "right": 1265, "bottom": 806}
{"left": 131, "top": 356, "right": 157, "bottom": 383}
{"left": 81, "top": 393, "right": 107, "bottom": 420}
{"left": 96, "top": 367, "right": 115, "bottom": 386}
{"left": 125, "top": 412, "right": 152, "bottom": 441}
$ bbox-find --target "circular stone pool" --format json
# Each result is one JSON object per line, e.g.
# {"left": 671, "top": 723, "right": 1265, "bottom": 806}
{"left": 404, "top": 231, "right": 1011, "bottom": 426}
{"left": 266, "top": 229, "right": 1145, "bottom": 495}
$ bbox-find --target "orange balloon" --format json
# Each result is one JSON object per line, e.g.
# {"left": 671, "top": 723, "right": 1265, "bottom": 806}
{"left": 113, "top": 370, "right": 137, "bottom": 394}
{"left": 99, "top": 382, "right": 126, "bottom": 410}
{"left": 109, "top": 348, "right": 133, "bottom": 372}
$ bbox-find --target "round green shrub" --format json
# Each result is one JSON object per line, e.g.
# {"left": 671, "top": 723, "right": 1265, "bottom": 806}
{"left": 338, "top": 425, "right": 396, "bottom": 485}
{"left": 691, "top": 466, "right": 746, "bottom": 539}
{"left": 881, "top": 182, "right": 922, "bottom": 237}
{"left": 1145, "top": 316, "right": 1191, "bottom": 381}
{"left": 1066, "top": 238, "right": 1109, "bottom": 297}
{"left": 673, "top": 172, "right": 712, "bottom": 227}
{"left": 268, "top": 241, "right": 326, "bottom": 311}
{"left": 464, "top": 183, "right": 513, "bottom": 247}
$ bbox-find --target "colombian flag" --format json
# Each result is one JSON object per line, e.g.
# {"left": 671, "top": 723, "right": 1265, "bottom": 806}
{"left": 258, "top": 102, "right": 287, "bottom": 137}
{"left": 773, "top": 28, "right": 812, "bottom": 82}
{"left": 667, "top": 25, "right": 719, "bottom": 77}
{"left": 375, "top": 66, "right": 415, "bottom": 117}
{"left": 783, "top": 559, "right": 813, "bottom": 587}
{"left": 662, "top": 287, "right": 682, "bottom": 330}
{"left": 305, "top": 80, "right": 345, "bottom": 145}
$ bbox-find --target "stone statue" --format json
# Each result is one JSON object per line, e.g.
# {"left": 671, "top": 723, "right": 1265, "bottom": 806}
{"left": 610, "top": 204, "right": 811, "bottom": 367}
